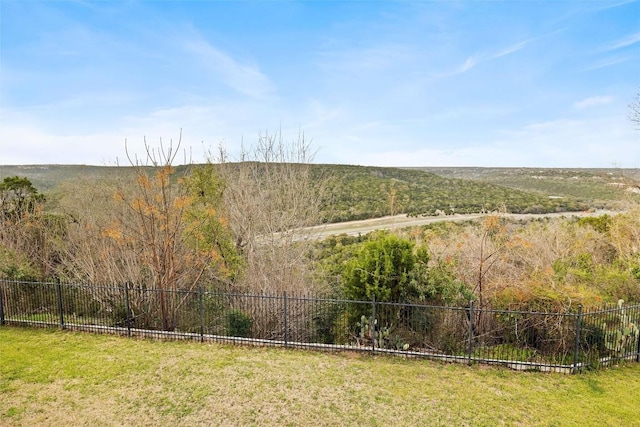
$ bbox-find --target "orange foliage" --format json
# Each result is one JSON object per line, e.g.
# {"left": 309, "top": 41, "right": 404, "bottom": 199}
{"left": 136, "top": 174, "right": 152, "bottom": 190}
{"left": 101, "top": 225, "right": 122, "bottom": 241}
{"left": 156, "top": 166, "right": 174, "bottom": 185}
{"left": 113, "top": 191, "right": 125, "bottom": 202}
{"left": 173, "top": 196, "right": 192, "bottom": 210}
{"left": 482, "top": 215, "right": 502, "bottom": 233}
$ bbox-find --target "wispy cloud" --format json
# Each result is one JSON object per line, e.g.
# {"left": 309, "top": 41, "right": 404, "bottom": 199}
{"left": 573, "top": 96, "right": 614, "bottom": 109}
{"left": 330, "top": 113, "right": 639, "bottom": 168}
{"left": 603, "top": 31, "right": 640, "bottom": 51}
{"left": 182, "top": 37, "right": 274, "bottom": 99}
{"left": 595, "top": 0, "right": 638, "bottom": 12}
{"left": 490, "top": 39, "right": 532, "bottom": 60}
{"left": 457, "top": 56, "right": 477, "bottom": 73}
{"left": 489, "top": 116, "right": 639, "bottom": 168}
{"left": 315, "top": 42, "right": 418, "bottom": 77}
{"left": 452, "top": 37, "right": 533, "bottom": 76}
{"left": 585, "top": 54, "right": 635, "bottom": 70}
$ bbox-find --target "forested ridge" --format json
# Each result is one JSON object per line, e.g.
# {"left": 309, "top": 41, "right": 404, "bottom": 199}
{"left": 2, "top": 138, "right": 640, "bottom": 326}
{"left": 2, "top": 163, "right": 636, "bottom": 223}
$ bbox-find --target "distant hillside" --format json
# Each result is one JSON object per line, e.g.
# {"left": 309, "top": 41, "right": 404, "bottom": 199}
{"left": 1, "top": 164, "right": 636, "bottom": 223}
{"left": 410, "top": 167, "right": 640, "bottom": 202}
{"left": 311, "top": 164, "right": 593, "bottom": 222}
{"left": 0, "top": 165, "right": 119, "bottom": 192}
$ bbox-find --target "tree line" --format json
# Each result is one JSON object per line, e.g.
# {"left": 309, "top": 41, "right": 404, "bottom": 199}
{"left": 3, "top": 93, "right": 640, "bottom": 326}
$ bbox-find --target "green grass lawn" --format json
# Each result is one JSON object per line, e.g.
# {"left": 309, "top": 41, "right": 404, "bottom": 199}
{"left": 1, "top": 326, "right": 639, "bottom": 426}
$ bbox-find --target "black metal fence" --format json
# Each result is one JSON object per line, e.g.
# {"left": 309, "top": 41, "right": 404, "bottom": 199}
{"left": 1, "top": 279, "right": 639, "bottom": 373}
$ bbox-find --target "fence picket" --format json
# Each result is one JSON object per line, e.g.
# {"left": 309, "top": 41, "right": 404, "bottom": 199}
{"left": 468, "top": 300, "right": 474, "bottom": 366}
{"left": 0, "top": 281, "right": 5, "bottom": 326}
{"left": 124, "top": 282, "right": 132, "bottom": 337}
{"left": 573, "top": 306, "right": 583, "bottom": 374}
{"left": 56, "top": 280, "right": 65, "bottom": 330}
{"left": 1, "top": 280, "right": 639, "bottom": 373}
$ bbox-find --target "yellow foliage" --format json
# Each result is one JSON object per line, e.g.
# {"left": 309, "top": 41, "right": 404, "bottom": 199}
{"left": 156, "top": 166, "right": 174, "bottom": 185}
{"left": 494, "top": 279, "right": 605, "bottom": 310}
{"left": 132, "top": 198, "right": 144, "bottom": 212}
{"left": 173, "top": 196, "right": 192, "bottom": 210}
{"left": 136, "top": 174, "right": 152, "bottom": 190}
{"left": 505, "top": 236, "right": 532, "bottom": 250}
{"left": 101, "top": 225, "right": 122, "bottom": 241}
{"left": 482, "top": 215, "right": 501, "bottom": 232}
{"left": 113, "top": 191, "right": 125, "bottom": 202}
{"left": 131, "top": 198, "right": 158, "bottom": 216}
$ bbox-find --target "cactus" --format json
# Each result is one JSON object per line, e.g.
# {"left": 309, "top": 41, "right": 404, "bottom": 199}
{"left": 604, "top": 300, "right": 639, "bottom": 356}
{"left": 355, "top": 315, "right": 408, "bottom": 350}
{"left": 356, "top": 315, "right": 371, "bottom": 343}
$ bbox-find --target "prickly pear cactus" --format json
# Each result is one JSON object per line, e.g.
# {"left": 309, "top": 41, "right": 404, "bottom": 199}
{"left": 357, "top": 315, "right": 372, "bottom": 342}
{"left": 355, "top": 315, "right": 408, "bottom": 350}
{"left": 604, "top": 300, "right": 639, "bottom": 356}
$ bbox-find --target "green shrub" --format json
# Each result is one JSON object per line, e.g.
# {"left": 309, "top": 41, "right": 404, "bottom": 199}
{"left": 226, "top": 310, "right": 253, "bottom": 338}
{"left": 342, "top": 232, "right": 419, "bottom": 302}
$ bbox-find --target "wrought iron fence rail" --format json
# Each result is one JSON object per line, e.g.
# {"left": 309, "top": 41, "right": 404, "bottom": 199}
{"left": 1, "top": 316, "right": 577, "bottom": 373}
{"left": 1, "top": 279, "right": 639, "bottom": 373}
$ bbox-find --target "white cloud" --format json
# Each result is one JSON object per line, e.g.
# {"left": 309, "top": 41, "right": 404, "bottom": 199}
{"left": 604, "top": 31, "right": 640, "bottom": 51}
{"left": 585, "top": 54, "right": 635, "bottom": 70}
{"left": 573, "top": 96, "right": 614, "bottom": 109}
{"left": 491, "top": 116, "right": 639, "bottom": 168}
{"left": 449, "top": 37, "right": 533, "bottom": 76}
{"left": 0, "top": 95, "right": 294, "bottom": 165}
{"left": 457, "top": 56, "right": 477, "bottom": 74}
{"left": 182, "top": 38, "right": 275, "bottom": 99}
{"left": 319, "top": 115, "right": 640, "bottom": 168}
{"left": 3, "top": 104, "right": 638, "bottom": 169}
{"left": 595, "top": 0, "right": 638, "bottom": 11}
{"left": 0, "top": 118, "right": 123, "bottom": 165}
{"left": 490, "top": 39, "right": 531, "bottom": 60}
{"left": 316, "top": 43, "right": 417, "bottom": 74}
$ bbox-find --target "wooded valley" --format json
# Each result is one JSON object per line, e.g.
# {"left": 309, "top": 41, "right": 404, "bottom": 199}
{"left": 2, "top": 137, "right": 640, "bottom": 318}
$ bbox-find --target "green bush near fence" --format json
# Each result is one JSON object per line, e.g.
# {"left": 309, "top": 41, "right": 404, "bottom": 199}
{"left": 310, "top": 302, "right": 346, "bottom": 344}
{"left": 226, "top": 309, "right": 253, "bottom": 338}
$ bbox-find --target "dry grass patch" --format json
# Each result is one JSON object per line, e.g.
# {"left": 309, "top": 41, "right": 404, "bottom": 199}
{"left": 2, "top": 326, "right": 640, "bottom": 426}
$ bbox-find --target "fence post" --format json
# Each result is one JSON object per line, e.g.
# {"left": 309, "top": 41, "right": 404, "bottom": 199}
{"left": 636, "top": 305, "right": 640, "bottom": 363}
{"left": 283, "top": 292, "right": 289, "bottom": 347}
{"left": 371, "top": 294, "right": 376, "bottom": 355}
{"left": 56, "top": 279, "right": 65, "bottom": 330}
{"left": 124, "top": 282, "right": 132, "bottom": 337}
{"left": 199, "top": 286, "right": 204, "bottom": 343}
{"left": 0, "top": 280, "right": 5, "bottom": 326}
{"left": 572, "top": 306, "right": 583, "bottom": 374}
{"left": 468, "top": 300, "right": 474, "bottom": 365}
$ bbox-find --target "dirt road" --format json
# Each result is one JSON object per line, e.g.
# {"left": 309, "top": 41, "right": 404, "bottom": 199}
{"left": 294, "top": 210, "right": 613, "bottom": 241}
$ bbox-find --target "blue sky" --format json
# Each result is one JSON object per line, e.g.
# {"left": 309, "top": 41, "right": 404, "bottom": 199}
{"left": 1, "top": 0, "right": 639, "bottom": 167}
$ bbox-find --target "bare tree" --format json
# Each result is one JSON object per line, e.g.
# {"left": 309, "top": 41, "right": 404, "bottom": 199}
{"left": 59, "top": 131, "right": 238, "bottom": 330}
{"left": 210, "top": 131, "right": 328, "bottom": 295}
